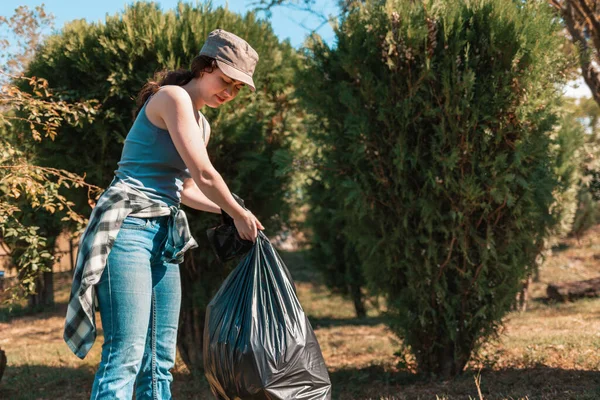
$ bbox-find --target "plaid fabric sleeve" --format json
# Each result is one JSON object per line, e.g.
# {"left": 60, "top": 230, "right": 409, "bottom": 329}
{"left": 63, "top": 187, "right": 130, "bottom": 359}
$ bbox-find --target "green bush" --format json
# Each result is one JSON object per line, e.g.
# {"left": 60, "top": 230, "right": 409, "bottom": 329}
{"left": 22, "top": 1, "right": 307, "bottom": 370}
{"left": 299, "top": 0, "right": 574, "bottom": 376}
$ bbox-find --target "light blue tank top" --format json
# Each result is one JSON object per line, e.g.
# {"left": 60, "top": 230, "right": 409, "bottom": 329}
{"left": 114, "top": 94, "right": 209, "bottom": 207}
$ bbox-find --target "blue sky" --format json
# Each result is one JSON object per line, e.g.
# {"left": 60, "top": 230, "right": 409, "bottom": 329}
{"left": 567, "top": 78, "right": 593, "bottom": 99}
{"left": 0, "top": 0, "right": 592, "bottom": 98}
{"left": 0, "top": 0, "right": 339, "bottom": 48}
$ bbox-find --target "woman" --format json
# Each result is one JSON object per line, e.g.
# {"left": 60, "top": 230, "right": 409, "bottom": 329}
{"left": 63, "top": 29, "right": 263, "bottom": 399}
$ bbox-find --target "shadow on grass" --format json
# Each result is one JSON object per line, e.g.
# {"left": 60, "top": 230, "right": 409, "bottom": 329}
{"left": 329, "top": 364, "right": 600, "bottom": 400}
{"left": 0, "top": 364, "right": 95, "bottom": 400}
{"left": 529, "top": 296, "right": 600, "bottom": 313}
{"left": 308, "top": 315, "right": 387, "bottom": 328}
{"left": 171, "top": 370, "right": 214, "bottom": 399}
{"left": 2, "top": 361, "right": 599, "bottom": 400}
{"left": 0, "top": 301, "right": 68, "bottom": 323}
{"left": 0, "top": 364, "right": 214, "bottom": 400}
{"left": 551, "top": 242, "right": 571, "bottom": 253}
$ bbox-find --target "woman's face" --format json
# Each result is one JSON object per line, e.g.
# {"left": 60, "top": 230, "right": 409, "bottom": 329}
{"left": 199, "top": 67, "right": 246, "bottom": 108}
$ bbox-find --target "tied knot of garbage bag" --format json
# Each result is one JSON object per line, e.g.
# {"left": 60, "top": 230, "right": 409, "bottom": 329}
{"left": 206, "top": 193, "right": 254, "bottom": 263}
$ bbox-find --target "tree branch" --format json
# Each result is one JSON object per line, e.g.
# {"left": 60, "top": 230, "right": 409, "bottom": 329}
{"left": 554, "top": 0, "right": 600, "bottom": 106}
{"left": 570, "top": 0, "right": 600, "bottom": 59}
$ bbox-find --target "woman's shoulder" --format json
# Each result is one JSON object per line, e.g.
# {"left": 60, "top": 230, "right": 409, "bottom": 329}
{"left": 151, "top": 85, "right": 191, "bottom": 106}
{"left": 146, "top": 86, "right": 210, "bottom": 138}
{"left": 145, "top": 86, "right": 193, "bottom": 129}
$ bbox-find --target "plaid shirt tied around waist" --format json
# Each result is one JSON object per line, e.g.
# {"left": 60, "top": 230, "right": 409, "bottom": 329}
{"left": 63, "top": 177, "right": 198, "bottom": 359}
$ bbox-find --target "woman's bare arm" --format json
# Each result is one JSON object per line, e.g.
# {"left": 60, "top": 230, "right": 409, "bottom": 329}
{"left": 152, "top": 85, "right": 246, "bottom": 220}
{"left": 180, "top": 178, "right": 221, "bottom": 213}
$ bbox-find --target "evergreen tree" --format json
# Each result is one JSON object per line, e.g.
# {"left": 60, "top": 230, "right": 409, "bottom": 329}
{"left": 299, "top": 0, "right": 576, "bottom": 376}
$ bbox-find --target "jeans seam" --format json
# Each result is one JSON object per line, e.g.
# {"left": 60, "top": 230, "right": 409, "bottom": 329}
{"left": 151, "top": 289, "right": 158, "bottom": 400}
{"left": 94, "top": 259, "right": 114, "bottom": 400}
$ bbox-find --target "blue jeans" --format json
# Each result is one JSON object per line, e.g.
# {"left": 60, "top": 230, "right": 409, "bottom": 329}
{"left": 90, "top": 215, "right": 181, "bottom": 400}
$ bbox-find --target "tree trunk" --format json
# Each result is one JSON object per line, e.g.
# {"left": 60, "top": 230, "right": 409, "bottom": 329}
{"left": 349, "top": 281, "right": 366, "bottom": 318}
{"left": 550, "top": 0, "right": 600, "bottom": 107}
{"left": 346, "top": 247, "right": 367, "bottom": 318}
{"left": 26, "top": 234, "right": 58, "bottom": 310}
{"left": 417, "top": 339, "right": 471, "bottom": 378}
{"left": 0, "top": 347, "right": 6, "bottom": 383}
{"left": 28, "top": 269, "right": 54, "bottom": 308}
{"left": 515, "top": 274, "right": 532, "bottom": 312}
{"left": 547, "top": 276, "right": 600, "bottom": 301}
{"left": 69, "top": 237, "right": 75, "bottom": 272}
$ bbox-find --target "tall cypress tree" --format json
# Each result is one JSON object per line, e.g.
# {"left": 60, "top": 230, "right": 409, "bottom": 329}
{"left": 299, "top": 0, "right": 578, "bottom": 376}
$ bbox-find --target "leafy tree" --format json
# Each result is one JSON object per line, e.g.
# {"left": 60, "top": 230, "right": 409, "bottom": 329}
{"left": 0, "top": 5, "right": 99, "bottom": 306}
{"left": 298, "top": 0, "right": 576, "bottom": 376}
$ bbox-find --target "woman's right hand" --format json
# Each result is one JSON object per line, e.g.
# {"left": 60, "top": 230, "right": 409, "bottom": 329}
{"left": 233, "top": 209, "right": 264, "bottom": 243}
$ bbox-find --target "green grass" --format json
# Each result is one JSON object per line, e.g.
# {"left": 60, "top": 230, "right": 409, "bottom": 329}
{"left": 2, "top": 227, "right": 600, "bottom": 399}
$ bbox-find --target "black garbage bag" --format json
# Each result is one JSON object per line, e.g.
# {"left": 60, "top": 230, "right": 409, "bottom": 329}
{"left": 206, "top": 193, "right": 254, "bottom": 264}
{"left": 204, "top": 217, "right": 332, "bottom": 399}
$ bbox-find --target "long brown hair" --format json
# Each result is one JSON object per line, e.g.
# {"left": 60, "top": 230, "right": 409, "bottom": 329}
{"left": 134, "top": 55, "right": 217, "bottom": 118}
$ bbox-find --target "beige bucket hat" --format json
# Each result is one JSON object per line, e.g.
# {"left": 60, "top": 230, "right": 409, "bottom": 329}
{"left": 199, "top": 29, "right": 259, "bottom": 92}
